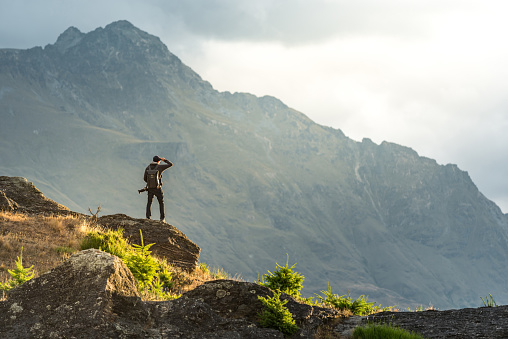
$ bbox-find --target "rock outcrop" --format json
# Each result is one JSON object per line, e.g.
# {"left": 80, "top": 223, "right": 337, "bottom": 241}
{"left": 0, "top": 176, "right": 70, "bottom": 214}
{"left": 336, "top": 307, "right": 508, "bottom": 338}
{"left": 0, "top": 249, "right": 146, "bottom": 338}
{"left": 97, "top": 214, "right": 201, "bottom": 272}
{"left": 182, "top": 279, "right": 339, "bottom": 336}
{"left": 0, "top": 249, "right": 339, "bottom": 338}
{"left": 0, "top": 176, "right": 200, "bottom": 273}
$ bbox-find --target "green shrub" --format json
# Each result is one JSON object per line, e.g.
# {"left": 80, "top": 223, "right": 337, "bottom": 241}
{"left": 124, "top": 230, "right": 159, "bottom": 289}
{"left": 158, "top": 265, "right": 174, "bottom": 290}
{"left": 144, "top": 276, "right": 180, "bottom": 300}
{"left": 258, "top": 291, "right": 299, "bottom": 336}
{"left": 260, "top": 254, "right": 304, "bottom": 298}
{"left": 0, "top": 247, "right": 35, "bottom": 292}
{"left": 352, "top": 323, "right": 424, "bottom": 339}
{"left": 81, "top": 228, "right": 176, "bottom": 298}
{"left": 315, "top": 283, "right": 392, "bottom": 316}
{"left": 80, "top": 228, "right": 131, "bottom": 259}
{"left": 210, "top": 266, "right": 231, "bottom": 279}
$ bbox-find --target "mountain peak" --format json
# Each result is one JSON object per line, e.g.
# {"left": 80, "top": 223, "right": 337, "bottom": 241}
{"left": 100, "top": 20, "right": 164, "bottom": 50}
{"left": 54, "top": 26, "right": 84, "bottom": 53}
{"left": 104, "top": 20, "right": 137, "bottom": 31}
{"left": 51, "top": 20, "right": 167, "bottom": 59}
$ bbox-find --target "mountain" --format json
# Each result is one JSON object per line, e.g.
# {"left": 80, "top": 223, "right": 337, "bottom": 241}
{"left": 1, "top": 20, "right": 508, "bottom": 309}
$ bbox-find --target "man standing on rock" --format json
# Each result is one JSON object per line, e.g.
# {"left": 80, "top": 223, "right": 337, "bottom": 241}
{"left": 143, "top": 155, "right": 173, "bottom": 222}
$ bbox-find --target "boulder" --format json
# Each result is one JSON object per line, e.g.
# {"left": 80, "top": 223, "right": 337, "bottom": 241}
{"left": 181, "top": 279, "right": 340, "bottom": 336}
{"left": 0, "top": 249, "right": 150, "bottom": 338}
{"left": 148, "top": 297, "right": 285, "bottom": 338}
{"left": 98, "top": 213, "right": 201, "bottom": 272}
{"left": 0, "top": 176, "right": 70, "bottom": 214}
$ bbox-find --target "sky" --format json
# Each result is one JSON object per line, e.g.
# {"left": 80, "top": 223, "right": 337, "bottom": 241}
{"left": 1, "top": 0, "right": 508, "bottom": 212}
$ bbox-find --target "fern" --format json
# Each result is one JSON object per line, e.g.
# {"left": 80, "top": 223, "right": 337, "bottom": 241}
{"left": 0, "top": 247, "right": 35, "bottom": 291}
{"left": 124, "top": 230, "right": 159, "bottom": 289}
{"left": 258, "top": 291, "right": 299, "bottom": 336}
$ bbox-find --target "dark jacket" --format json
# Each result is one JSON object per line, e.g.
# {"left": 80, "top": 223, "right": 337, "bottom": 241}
{"left": 144, "top": 159, "right": 173, "bottom": 187}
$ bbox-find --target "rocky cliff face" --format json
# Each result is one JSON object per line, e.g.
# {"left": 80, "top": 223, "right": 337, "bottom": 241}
{"left": 1, "top": 21, "right": 508, "bottom": 309}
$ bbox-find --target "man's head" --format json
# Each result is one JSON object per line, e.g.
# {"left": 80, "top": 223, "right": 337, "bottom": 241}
{"left": 153, "top": 155, "right": 161, "bottom": 163}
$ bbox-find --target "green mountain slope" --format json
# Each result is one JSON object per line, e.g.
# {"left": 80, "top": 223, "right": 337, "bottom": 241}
{"left": 1, "top": 20, "right": 507, "bottom": 309}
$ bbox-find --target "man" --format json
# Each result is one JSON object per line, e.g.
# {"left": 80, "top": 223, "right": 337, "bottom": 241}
{"left": 143, "top": 155, "right": 173, "bottom": 222}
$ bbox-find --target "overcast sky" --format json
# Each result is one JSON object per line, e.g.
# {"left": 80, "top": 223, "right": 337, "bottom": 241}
{"left": 2, "top": 0, "right": 508, "bottom": 212}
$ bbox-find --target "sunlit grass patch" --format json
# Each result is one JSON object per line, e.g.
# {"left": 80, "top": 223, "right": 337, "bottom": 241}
{"left": 0, "top": 210, "right": 241, "bottom": 302}
{"left": 0, "top": 211, "right": 91, "bottom": 284}
{"left": 352, "top": 322, "right": 424, "bottom": 339}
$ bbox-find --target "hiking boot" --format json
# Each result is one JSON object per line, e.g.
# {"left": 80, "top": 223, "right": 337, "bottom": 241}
{"left": 160, "top": 218, "right": 166, "bottom": 223}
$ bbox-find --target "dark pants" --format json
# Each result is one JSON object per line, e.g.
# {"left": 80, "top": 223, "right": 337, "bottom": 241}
{"left": 146, "top": 188, "right": 165, "bottom": 220}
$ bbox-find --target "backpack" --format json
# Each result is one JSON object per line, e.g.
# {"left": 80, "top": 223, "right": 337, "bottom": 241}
{"left": 146, "top": 167, "right": 161, "bottom": 189}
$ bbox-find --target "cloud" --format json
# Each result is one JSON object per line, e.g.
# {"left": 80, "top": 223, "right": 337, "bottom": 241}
{"left": 171, "top": 2, "right": 508, "bottom": 213}
{"left": 151, "top": 0, "right": 446, "bottom": 44}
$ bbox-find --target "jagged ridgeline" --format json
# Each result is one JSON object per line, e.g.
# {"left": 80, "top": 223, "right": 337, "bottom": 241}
{"left": 1, "top": 20, "right": 508, "bottom": 309}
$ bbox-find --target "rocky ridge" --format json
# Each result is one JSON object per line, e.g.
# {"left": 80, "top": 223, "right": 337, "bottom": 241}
{"left": 0, "top": 176, "right": 200, "bottom": 274}
{"left": 1, "top": 176, "right": 508, "bottom": 338}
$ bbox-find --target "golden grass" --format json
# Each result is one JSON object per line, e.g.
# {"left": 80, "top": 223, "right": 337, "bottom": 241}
{"left": 0, "top": 211, "right": 238, "bottom": 300}
{"left": 0, "top": 211, "right": 92, "bottom": 284}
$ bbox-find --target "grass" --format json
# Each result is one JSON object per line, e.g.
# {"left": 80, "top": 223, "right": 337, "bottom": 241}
{"left": 197, "top": 262, "right": 241, "bottom": 281}
{"left": 0, "top": 211, "right": 237, "bottom": 300}
{"left": 0, "top": 211, "right": 90, "bottom": 284}
{"left": 352, "top": 323, "right": 424, "bottom": 339}
{"left": 79, "top": 225, "right": 241, "bottom": 298}
{"left": 407, "top": 304, "right": 436, "bottom": 312}
{"left": 315, "top": 283, "right": 393, "bottom": 316}
{"left": 481, "top": 294, "right": 498, "bottom": 307}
